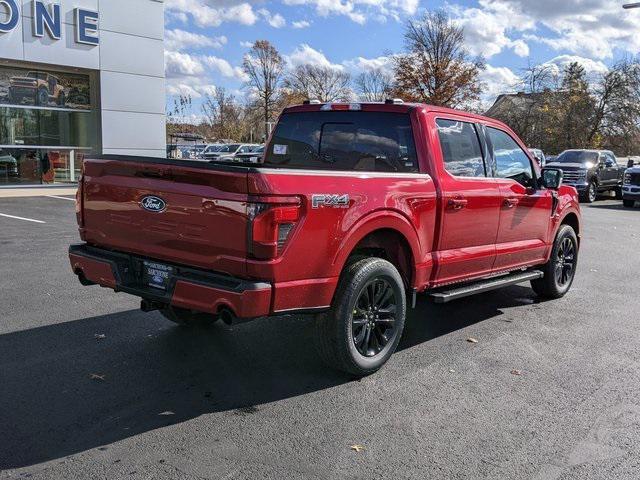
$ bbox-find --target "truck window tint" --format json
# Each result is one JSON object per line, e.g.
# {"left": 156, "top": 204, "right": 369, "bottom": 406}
{"left": 487, "top": 127, "right": 534, "bottom": 187}
{"left": 263, "top": 111, "right": 419, "bottom": 173}
{"left": 435, "top": 119, "right": 486, "bottom": 177}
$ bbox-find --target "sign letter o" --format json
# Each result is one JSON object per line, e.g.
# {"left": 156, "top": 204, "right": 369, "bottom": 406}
{"left": 0, "top": 0, "right": 19, "bottom": 33}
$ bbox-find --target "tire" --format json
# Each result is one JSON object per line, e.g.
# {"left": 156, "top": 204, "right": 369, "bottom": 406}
{"left": 37, "top": 88, "right": 48, "bottom": 106}
{"left": 160, "top": 306, "right": 218, "bottom": 327}
{"left": 623, "top": 199, "right": 635, "bottom": 208}
{"left": 580, "top": 181, "right": 597, "bottom": 203}
{"left": 315, "top": 257, "right": 406, "bottom": 377}
{"left": 615, "top": 187, "right": 623, "bottom": 200}
{"left": 531, "top": 224, "right": 579, "bottom": 299}
{"left": 57, "top": 92, "right": 66, "bottom": 106}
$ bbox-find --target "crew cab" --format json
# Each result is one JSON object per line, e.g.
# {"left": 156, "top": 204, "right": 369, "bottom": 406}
{"left": 70, "top": 102, "right": 581, "bottom": 376}
{"left": 623, "top": 163, "right": 640, "bottom": 208}
{"left": 9, "top": 71, "right": 66, "bottom": 107}
{"left": 546, "top": 149, "right": 625, "bottom": 203}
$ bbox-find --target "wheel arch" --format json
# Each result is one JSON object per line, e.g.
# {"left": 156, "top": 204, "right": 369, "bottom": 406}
{"left": 332, "top": 211, "right": 422, "bottom": 289}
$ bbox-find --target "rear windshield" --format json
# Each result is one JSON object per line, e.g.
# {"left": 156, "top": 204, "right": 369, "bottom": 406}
{"left": 556, "top": 151, "right": 598, "bottom": 164}
{"left": 263, "top": 111, "right": 419, "bottom": 172}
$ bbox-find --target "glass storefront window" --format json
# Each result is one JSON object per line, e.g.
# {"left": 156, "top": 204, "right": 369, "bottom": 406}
{"left": 0, "top": 64, "right": 98, "bottom": 186}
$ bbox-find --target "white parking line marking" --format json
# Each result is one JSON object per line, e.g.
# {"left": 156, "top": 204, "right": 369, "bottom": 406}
{"left": 46, "top": 195, "right": 76, "bottom": 202}
{"left": 0, "top": 213, "right": 46, "bottom": 224}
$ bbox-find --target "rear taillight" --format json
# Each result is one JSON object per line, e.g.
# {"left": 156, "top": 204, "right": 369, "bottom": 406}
{"left": 75, "top": 176, "right": 84, "bottom": 228}
{"left": 248, "top": 201, "right": 301, "bottom": 259}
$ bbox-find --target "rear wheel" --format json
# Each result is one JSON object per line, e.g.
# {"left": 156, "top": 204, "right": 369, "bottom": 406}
{"left": 160, "top": 306, "right": 218, "bottom": 326}
{"left": 315, "top": 258, "right": 406, "bottom": 377}
{"left": 531, "top": 224, "right": 578, "bottom": 299}
{"left": 623, "top": 199, "right": 635, "bottom": 208}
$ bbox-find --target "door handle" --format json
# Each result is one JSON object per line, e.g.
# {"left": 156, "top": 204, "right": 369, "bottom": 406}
{"left": 447, "top": 198, "right": 468, "bottom": 210}
{"left": 504, "top": 198, "right": 519, "bottom": 208}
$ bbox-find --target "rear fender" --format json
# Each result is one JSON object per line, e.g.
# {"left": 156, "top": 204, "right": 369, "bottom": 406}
{"left": 331, "top": 210, "right": 423, "bottom": 288}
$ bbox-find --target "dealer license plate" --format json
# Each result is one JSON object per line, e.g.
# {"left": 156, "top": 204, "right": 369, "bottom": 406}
{"left": 142, "top": 261, "right": 174, "bottom": 291}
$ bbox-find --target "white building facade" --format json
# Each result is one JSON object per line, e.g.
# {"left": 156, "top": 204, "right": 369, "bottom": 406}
{"left": 0, "top": 0, "right": 165, "bottom": 186}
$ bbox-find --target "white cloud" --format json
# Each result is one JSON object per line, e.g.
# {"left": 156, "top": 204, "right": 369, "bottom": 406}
{"left": 281, "top": 0, "right": 418, "bottom": 24}
{"left": 541, "top": 55, "right": 609, "bottom": 78}
{"left": 286, "top": 44, "right": 344, "bottom": 71}
{"left": 342, "top": 55, "right": 394, "bottom": 75}
{"left": 258, "top": 8, "right": 286, "bottom": 28}
{"left": 479, "top": 64, "right": 520, "bottom": 102}
{"left": 165, "top": 0, "right": 258, "bottom": 28}
{"left": 240, "top": 41, "right": 254, "bottom": 48}
{"left": 165, "top": 29, "right": 227, "bottom": 51}
{"left": 449, "top": 1, "right": 534, "bottom": 58}
{"left": 203, "top": 55, "right": 249, "bottom": 80}
{"left": 292, "top": 20, "right": 311, "bottom": 29}
{"left": 484, "top": 0, "right": 640, "bottom": 59}
{"left": 165, "top": 51, "right": 206, "bottom": 78}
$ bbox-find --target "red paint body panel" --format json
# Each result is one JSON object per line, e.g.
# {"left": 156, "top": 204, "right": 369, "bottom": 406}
{"left": 71, "top": 103, "right": 581, "bottom": 317}
{"left": 69, "top": 253, "right": 117, "bottom": 289}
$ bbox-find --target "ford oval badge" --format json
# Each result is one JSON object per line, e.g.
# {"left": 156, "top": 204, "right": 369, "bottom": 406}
{"left": 140, "top": 195, "right": 166, "bottom": 213}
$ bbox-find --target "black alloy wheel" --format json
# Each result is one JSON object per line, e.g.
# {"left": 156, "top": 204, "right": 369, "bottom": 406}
{"left": 351, "top": 278, "right": 397, "bottom": 357}
{"left": 554, "top": 237, "right": 576, "bottom": 287}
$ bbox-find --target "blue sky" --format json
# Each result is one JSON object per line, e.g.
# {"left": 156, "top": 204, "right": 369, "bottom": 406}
{"left": 163, "top": 0, "right": 640, "bottom": 117}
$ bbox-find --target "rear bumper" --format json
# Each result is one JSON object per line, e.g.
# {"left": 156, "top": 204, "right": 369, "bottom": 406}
{"left": 69, "top": 244, "right": 272, "bottom": 319}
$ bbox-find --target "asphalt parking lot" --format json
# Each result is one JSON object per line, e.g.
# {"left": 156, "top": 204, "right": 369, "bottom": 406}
{"left": 1, "top": 195, "right": 639, "bottom": 480}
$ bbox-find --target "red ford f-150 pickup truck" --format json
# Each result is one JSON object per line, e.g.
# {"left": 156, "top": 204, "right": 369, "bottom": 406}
{"left": 70, "top": 101, "right": 581, "bottom": 376}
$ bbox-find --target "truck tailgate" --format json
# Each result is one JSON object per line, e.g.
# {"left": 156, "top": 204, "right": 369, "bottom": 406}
{"left": 81, "top": 157, "right": 250, "bottom": 277}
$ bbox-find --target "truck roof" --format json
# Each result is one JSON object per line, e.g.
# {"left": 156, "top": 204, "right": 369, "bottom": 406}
{"left": 282, "top": 101, "right": 507, "bottom": 128}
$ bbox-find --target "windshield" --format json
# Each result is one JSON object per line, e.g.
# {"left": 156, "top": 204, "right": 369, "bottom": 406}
{"left": 556, "top": 151, "right": 599, "bottom": 164}
{"left": 263, "top": 111, "right": 418, "bottom": 172}
{"left": 219, "top": 144, "right": 240, "bottom": 153}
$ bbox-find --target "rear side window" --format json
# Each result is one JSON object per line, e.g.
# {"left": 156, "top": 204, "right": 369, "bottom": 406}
{"left": 263, "top": 111, "right": 419, "bottom": 172}
{"left": 436, "top": 119, "right": 486, "bottom": 177}
{"left": 486, "top": 127, "right": 534, "bottom": 187}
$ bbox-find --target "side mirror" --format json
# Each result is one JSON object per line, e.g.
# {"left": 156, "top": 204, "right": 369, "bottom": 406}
{"left": 541, "top": 168, "right": 563, "bottom": 190}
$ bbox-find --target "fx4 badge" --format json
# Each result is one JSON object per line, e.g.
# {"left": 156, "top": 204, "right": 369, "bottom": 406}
{"left": 312, "top": 194, "right": 350, "bottom": 209}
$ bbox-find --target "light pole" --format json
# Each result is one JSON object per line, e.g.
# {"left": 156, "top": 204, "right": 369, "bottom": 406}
{"left": 623, "top": 2, "right": 640, "bottom": 8}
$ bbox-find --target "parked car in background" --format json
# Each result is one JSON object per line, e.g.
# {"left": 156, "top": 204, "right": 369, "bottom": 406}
{"left": 0, "top": 149, "right": 18, "bottom": 178}
{"left": 9, "top": 71, "right": 66, "bottom": 106}
{"left": 623, "top": 164, "right": 640, "bottom": 208}
{"left": 528, "top": 148, "right": 546, "bottom": 167}
{"left": 200, "top": 144, "right": 226, "bottom": 158}
{"left": 166, "top": 144, "right": 207, "bottom": 160}
{"left": 233, "top": 145, "right": 265, "bottom": 163}
{"left": 203, "top": 144, "right": 261, "bottom": 162}
{"left": 546, "top": 149, "right": 625, "bottom": 203}
{"left": 70, "top": 101, "right": 581, "bottom": 376}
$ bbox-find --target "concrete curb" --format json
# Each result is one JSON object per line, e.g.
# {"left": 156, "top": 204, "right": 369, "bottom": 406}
{"left": 0, "top": 188, "right": 77, "bottom": 198}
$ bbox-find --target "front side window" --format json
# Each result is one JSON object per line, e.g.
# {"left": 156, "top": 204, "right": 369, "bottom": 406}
{"left": 264, "top": 111, "right": 419, "bottom": 173}
{"left": 487, "top": 127, "right": 534, "bottom": 187}
{"left": 436, "top": 118, "right": 486, "bottom": 177}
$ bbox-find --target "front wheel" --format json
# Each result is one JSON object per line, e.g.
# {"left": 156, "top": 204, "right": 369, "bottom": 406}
{"left": 315, "top": 258, "right": 406, "bottom": 377}
{"left": 615, "top": 187, "right": 623, "bottom": 200}
{"left": 580, "top": 181, "right": 597, "bottom": 203}
{"left": 623, "top": 199, "right": 635, "bottom": 208}
{"left": 531, "top": 224, "right": 578, "bottom": 299}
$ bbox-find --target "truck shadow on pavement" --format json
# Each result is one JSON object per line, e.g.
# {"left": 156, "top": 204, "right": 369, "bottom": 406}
{"left": 0, "top": 286, "right": 539, "bottom": 470}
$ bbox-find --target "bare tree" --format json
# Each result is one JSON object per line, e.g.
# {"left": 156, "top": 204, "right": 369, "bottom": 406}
{"left": 166, "top": 93, "right": 193, "bottom": 138}
{"left": 392, "top": 10, "right": 485, "bottom": 107}
{"left": 355, "top": 68, "right": 393, "bottom": 102}
{"left": 201, "top": 87, "right": 246, "bottom": 141}
{"left": 284, "top": 64, "right": 351, "bottom": 102}
{"left": 242, "top": 40, "right": 285, "bottom": 138}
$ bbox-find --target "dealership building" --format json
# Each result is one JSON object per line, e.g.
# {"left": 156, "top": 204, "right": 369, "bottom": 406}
{"left": 0, "top": 0, "right": 165, "bottom": 187}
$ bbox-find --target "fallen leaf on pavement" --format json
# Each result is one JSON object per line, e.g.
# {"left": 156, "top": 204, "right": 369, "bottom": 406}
{"left": 350, "top": 445, "right": 365, "bottom": 453}
{"left": 89, "top": 373, "right": 106, "bottom": 381}
{"left": 466, "top": 337, "right": 478, "bottom": 343}
{"left": 158, "top": 411, "right": 175, "bottom": 416}
{"left": 511, "top": 369, "right": 523, "bottom": 376}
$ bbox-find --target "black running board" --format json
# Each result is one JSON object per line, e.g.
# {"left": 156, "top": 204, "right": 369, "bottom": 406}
{"left": 428, "top": 270, "right": 544, "bottom": 304}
